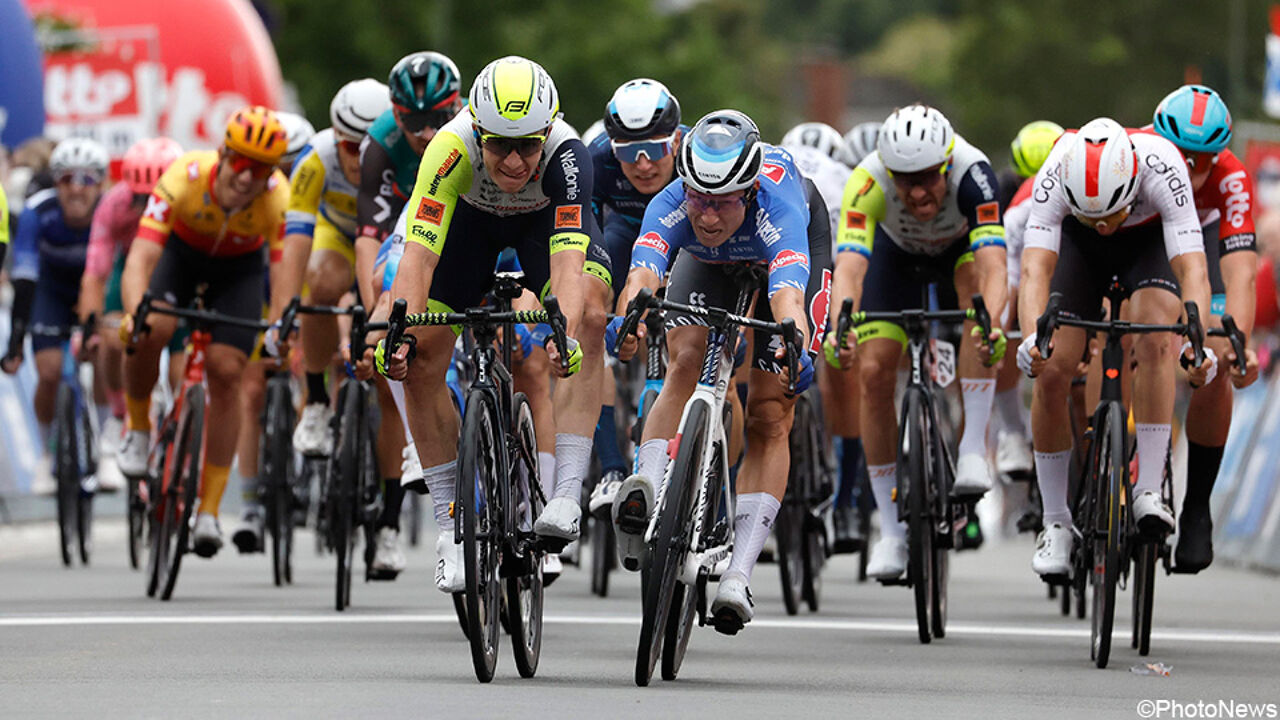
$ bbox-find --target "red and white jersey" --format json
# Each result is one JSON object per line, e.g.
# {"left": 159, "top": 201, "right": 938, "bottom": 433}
{"left": 1192, "top": 149, "right": 1256, "bottom": 253}
{"left": 1023, "top": 129, "right": 1204, "bottom": 259}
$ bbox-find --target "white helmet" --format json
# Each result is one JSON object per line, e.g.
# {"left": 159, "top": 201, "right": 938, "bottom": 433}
{"left": 469, "top": 56, "right": 560, "bottom": 137}
{"left": 330, "top": 79, "right": 391, "bottom": 140}
{"left": 878, "top": 105, "right": 954, "bottom": 173}
{"left": 1059, "top": 117, "right": 1140, "bottom": 218}
{"left": 49, "top": 137, "right": 109, "bottom": 175}
{"left": 276, "top": 111, "right": 316, "bottom": 165}
{"left": 581, "top": 119, "right": 606, "bottom": 145}
{"left": 843, "top": 121, "right": 882, "bottom": 167}
{"left": 675, "top": 109, "right": 764, "bottom": 195}
{"left": 781, "top": 122, "right": 848, "bottom": 163}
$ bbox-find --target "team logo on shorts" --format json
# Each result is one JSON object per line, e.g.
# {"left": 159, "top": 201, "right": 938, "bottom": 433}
{"left": 555, "top": 205, "right": 582, "bottom": 229}
{"left": 415, "top": 197, "right": 446, "bottom": 225}
{"left": 769, "top": 249, "right": 809, "bottom": 273}
{"left": 636, "top": 231, "right": 669, "bottom": 256}
{"left": 976, "top": 201, "right": 1000, "bottom": 224}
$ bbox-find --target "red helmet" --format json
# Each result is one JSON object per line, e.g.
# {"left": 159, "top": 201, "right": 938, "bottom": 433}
{"left": 121, "top": 137, "right": 184, "bottom": 194}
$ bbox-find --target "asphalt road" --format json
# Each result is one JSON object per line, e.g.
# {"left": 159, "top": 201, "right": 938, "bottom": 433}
{"left": 2, "top": 516, "right": 1278, "bottom": 720}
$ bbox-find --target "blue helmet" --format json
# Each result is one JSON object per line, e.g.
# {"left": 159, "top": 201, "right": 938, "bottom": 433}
{"left": 1152, "top": 84, "right": 1232, "bottom": 154}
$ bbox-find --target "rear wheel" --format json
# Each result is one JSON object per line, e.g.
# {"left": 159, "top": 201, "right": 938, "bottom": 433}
{"left": 507, "top": 393, "right": 544, "bottom": 679}
{"left": 929, "top": 418, "right": 951, "bottom": 639}
{"left": 1090, "top": 403, "right": 1124, "bottom": 668}
{"left": 459, "top": 389, "right": 503, "bottom": 683}
{"left": 127, "top": 475, "right": 145, "bottom": 570}
{"left": 160, "top": 386, "right": 205, "bottom": 601}
{"left": 776, "top": 397, "right": 810, "bottom": 615}
{"left": 636, "top": 400, "right": 705, "bottom": 687}
{"left": 901, "top": 390, "right": 934, "bottom": 644}
{"left": 330, "top": 381, "right": 361, "bottom": 611}
{"left": 263, "top": 376, "right": 296, "bottom": 587}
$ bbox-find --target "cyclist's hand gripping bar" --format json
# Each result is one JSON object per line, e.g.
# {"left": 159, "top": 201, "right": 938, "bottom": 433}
{"left": 1034, "top": 292, "right": 1061, "bottom": 360}
{"left": 542, "top": 295, "right": 571, "bottom": 374}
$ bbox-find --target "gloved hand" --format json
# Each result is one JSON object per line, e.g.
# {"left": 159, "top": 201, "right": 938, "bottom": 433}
{"left": 1180, "top": 342, "right": 1218, "bottom": 388}
{"left": 604, "top": 316, "right": 624, "bottom": 358}
{"left": 1016, "top": 332, "right": 1038, "bottom": 377}
{"left": 790, "top": 352, "right": 815, "bottom": 394}
{"left": 972, "top": 325, "right": 1008, "bottom": 367}
{"left": 512, "top": 323, "right": 534, "bottom": 361}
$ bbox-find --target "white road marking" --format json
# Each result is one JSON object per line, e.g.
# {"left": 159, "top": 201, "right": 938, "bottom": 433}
{"left": 1, "top": 612, "right": 1278, "bottom": 645}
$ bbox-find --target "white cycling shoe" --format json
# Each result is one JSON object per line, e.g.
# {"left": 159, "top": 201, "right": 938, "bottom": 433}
{"left": 400, "top": 443, "right": 424, "bottom": 493}
{"left": 30, "top": 457, "right": 56, "bottom": 495}
{"left": 711, "top": 575, "right": 754, "bottom": 635}
{"left": 1032, "top": 522, "right": 1076, "bottom": 578}
{"left": 116, "top": 430, "right": 150, "bottom": 478}
{"left": 434, "top": 534, "right": 464, "bottom": 593}
{"left": 867, "top": 536, "right": 908, "bottom": 579}
{"left": 996, "top": 431, "right": 1034, "bottom": 478}
{"left": 952, "top": 453, "right": 994, "bottom": 497}
{"left": 1132, "top": 491, "right": 1175, "bottom": 535}
{"left": 371, "top": 527, "right": 406, "bottom": 578}
{"left": 231, "top": 504, "right": 265, "bottom": 554}
{"left": 588, "top": 470, "right": 624, "bottom": 515}
{"left": 292, "top": 403, "right": 334, "bottom": 457}
{"left": 612, "top": 474, "right": 655, "bottom": 572}
{"left": 191, "top": 513, "right": 223, "bottom": 558}
{"left": 534, "top": 496, "right": 582, "bottom": 541}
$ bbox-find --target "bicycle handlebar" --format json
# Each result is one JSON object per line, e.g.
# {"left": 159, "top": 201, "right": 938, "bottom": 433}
{"left": 832, "top": 294, "right": 998, "bottom": 355}
{"left": 382, "top": 294, "right": 572, "bottom": 373}
{"left": 1212, "top": 314, "right": 1248, "bottom": 375}
{"left": 127, "top": 291, "right": 272, "bottom": 353}
{"left": 1034, "top": 292, "right": 1208, "bottom": 369}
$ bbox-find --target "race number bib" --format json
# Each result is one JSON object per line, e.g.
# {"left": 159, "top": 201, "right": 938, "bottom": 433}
{"left": 930, "top": 338, "right": 957, "bottom": 388}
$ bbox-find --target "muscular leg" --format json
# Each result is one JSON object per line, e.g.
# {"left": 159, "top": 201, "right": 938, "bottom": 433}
{"left": 198, "top": 344, "right": 250, "bottom": 519}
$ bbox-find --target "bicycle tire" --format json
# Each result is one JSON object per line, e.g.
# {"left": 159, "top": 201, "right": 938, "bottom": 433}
{"left": 590, "top": 512, "right": 615, "bottom": 597}
{"left": 145, "top": 435, "right": 171, "bottom": 597}
{"left": 1061, "top": 578, "right": 1072, "bottom": 616}
{"left": 776, "top": 396, "right": 809, "bottom": 616}
{"left": 929, "top": 412, "right": 950, "bottom": 639}
{"left": 1090, "top": 402, "right": 1124, "bottom": 668}
{"left": 507, "top": 393, "right": 544, "bottom": 679}
{"left": 452, "top": 592, "right": 470, "bottom": 639}
{"left": 77, "top": 486, "right": 94, "bottom": 566}
{"left": 330, "top": 381, "right": 361, "bottom": 611}
{"left": 76, "top": 389, "right": 97, "bottom": 566}
{"left": 458, "top": 388, "right": 503, "bottom": 683}
{"left": 55, "top": 384, "right": 78, "bottom": 567}
{"left": 663, "top": 429, "right": 727, "bottom": 681}
{"left": 801, "top": 395, "right": 828, "bottom": 613}
{"left": 160, "top": 385, "right": 205, "bottom": 601}
{"left": 263, "top": 376, "right": 294, "bottom": 587}
{"left": 636, "top": 399, "right": 706, "bottom": 687}
{"left": 901, "top": 389, "right": 934, "bottom": 644}
{"left": 127, "top": 474, "right": 145, "bottom": 570}
{"left": 1133, "top": 541, "right": 1156, "bottom": 655}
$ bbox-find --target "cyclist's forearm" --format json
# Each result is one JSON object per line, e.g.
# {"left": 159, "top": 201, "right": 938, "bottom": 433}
{"left": 1221, "top": 250, "right": 1258, "bottom": 339}
{"left": 769, "top": 287, "right": 808, "bottom": 351}
{"left": 390, "top": 242, "right": 434, "bottom": 317}
{"left": 121, "top": 240, "right": 163, "bottom": 312}
{"left": 1171, "top": 252, "right": 1212, "bottom": 325}
{"left": 7, "top": 278, "right": 35, "bottom": 350}
{"left": 269, "top": 232, "right": 312, "bottom": 321}
{"left": 354, "top": 234, "right": 380, "bottom": 309}
{"left": 617, "top": 267, "right": 660, "bottom": 316}
{"left": 549, "top": 250, "right": 587, "bottom": 338}
{"left": 829, "top": 252, "right": 868, "bottom": 327}
{"left": 974, "top": 247, "right": 1008, "bottom": 324}
{"left": 1018, "top": 248, "right": 1056, "bottom": 339}
{"left": 78, "top": 273, "right": 107, "bottom": 324}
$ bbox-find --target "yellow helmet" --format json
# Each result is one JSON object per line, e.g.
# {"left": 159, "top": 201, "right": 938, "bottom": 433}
{"left": 223, "top": 105, "right": 289, "bottom": 164}
{"left": 1010, "top": 120, "right": 1065, "bottom": 178}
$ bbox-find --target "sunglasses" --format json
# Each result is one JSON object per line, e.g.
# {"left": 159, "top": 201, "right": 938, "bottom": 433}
{"left": 336, "top": 137, "right": 362, "bottom": 155}
{"left": 480, "top": 133, "right": 547, "bottom": 159}
{"left": 1182, "top": 151, "right": 1218, "bottom": 172}
{"left": 55, "top": 170, "right": 104, "bottom": 187}
{"left": 395, "top": 106, "right": 455, "bottom": 134}
{"left": 684, "top": 187, "right": 748, "bottom": 214}
{"left": 223, "top": 149, "right": 276, "bottom": 179}
{"left": 888, "top": 162, "right": 949, "bottom": 188}
{"left": 611, "top": 135, "right": 676, "bottom": 164}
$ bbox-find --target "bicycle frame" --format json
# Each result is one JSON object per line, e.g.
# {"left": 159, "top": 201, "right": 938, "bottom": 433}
{"left": 150, "top": 328, "right": 210, "bottom": 518}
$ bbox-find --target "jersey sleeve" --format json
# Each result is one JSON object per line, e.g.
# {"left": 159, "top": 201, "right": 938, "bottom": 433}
{"left": 85, "top": 186, "right": 124, "bottom": 278}
{"left": 285, "top": 145, "right": 325, "bottom": 238}
{"left": 1136, "top": 137, "right": 1204, "bottom": 259}
{"left": 760, "top": 182, "right": 813, "bottom": 299}
{"left": 1211, "top": 152, "right": 1257, "bottom": 256}
{"left": 136, "top": 152, "right": 197, "bottom": 245}
{"left": 836, "top": 165, "right": 884, "bottom": 258}
{"left": 957, "top": 160, "right": 1007, "bottom": 252}
{"left": 356, "top": 139, "right": 398, "bottom": 241}
{"left": 630, "top": 183, "right": 687, "bottom": 278}
{"left": 10, "top": 205, "right": 41, "bottom": 281}
{"left": 540, "top": 138, "right": 594, "bottom": 256}
{"left": 402, "top": 131, "right": 472, "bottom": 255}
{"left": 588, "top": 135, "right": 611, "bottom": 230}
{"left": 1021, "top": 141, "right": 1072, "bottom": 255}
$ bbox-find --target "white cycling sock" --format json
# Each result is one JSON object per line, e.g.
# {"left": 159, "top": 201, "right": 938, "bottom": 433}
{"left": 423, "top": 461, "right": 456, "bottom": 531}
{"left": 635, "top": 438, "right": 668, "bottom": 485}
{"left": 95, "top": 403, "right": 112, "bottom": 433}
{"left": 538, "top": 451, "right": 556, "bottom": 501}
{"left": 994, "top": 387, "right": 1026, "bottom": 436}
{"left": 553, "top": 433, "right": 591, "bottom": 501}
{"left": 1034, "top": 449, "right": 1073, "bottom": 526}
{"left": 958, "top": 378, "right": 996, "bottom": 457}
{"left": 724, "top": 492, "right": 781, "bottom": 584}
{"left": 1134, "top": 423, "right": 1171, "bottom": 496}
{"left": 869, "top": 463, "right": 905, "bottom": 540}
{"left": 387, "top": 379, "right": 414, "bottom": 444}
{"left": 38, "top": 422, "right": 51, "bottom": 451}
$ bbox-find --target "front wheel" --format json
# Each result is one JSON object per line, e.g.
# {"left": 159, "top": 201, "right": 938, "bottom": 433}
{"left": 506, "top": 393, "right": 544, "bottom": 679}
{"left": 263, "top": 376, "right": 296, "bottom": 587}
{"left": 458, "top": 389, "right": 503, "bottom": 683}
{"left": 55, "top": 384, "right": 78, "bottom": 567}
{"left": 1090, "top": 402, "right": 1125, "bottom": 668}
{"left": 159, "top": 385, "right": 205, "bottom": 601}
{"left": 1132, "top": 541, "right": 1157, "bottom": 656}
{"left": 900, "top": 389, "right": 934, "bottom": 644}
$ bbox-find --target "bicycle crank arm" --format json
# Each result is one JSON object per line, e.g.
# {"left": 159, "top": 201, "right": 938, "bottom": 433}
{"left": 681, "top": 544, "right": 731, "bottom": 586}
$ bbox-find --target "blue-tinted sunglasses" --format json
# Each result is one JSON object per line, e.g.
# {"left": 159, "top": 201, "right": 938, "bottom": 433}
{"left": 611, "top": 135, "right": 675, "bottom": 164}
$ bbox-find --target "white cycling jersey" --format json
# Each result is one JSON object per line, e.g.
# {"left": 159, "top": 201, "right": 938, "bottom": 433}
{"left": 1023, "top": 130, "right": 1204, "bottom": 259}
{"left": 781, "top": 144, "right": 851, "bottom": 249}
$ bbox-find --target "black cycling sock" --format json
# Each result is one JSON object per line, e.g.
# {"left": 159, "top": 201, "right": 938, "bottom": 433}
{"left": 837, "top": 437, "right": 865, "bottom": 509}
{"left": 378, "top": 479, "right": 405, "bottom": 531}
{"left": 593, "top": 406, "right": 628, "bottom": 475}
{"left": 1183, "top": 441, "right": 1225, "bottom": 513}
{"left": 305, "top": 372, "right": 329, "bottom": 406}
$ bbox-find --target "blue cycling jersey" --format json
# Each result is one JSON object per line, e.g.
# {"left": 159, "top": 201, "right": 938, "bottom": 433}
{"left": 630, "top": 145, "right": 812, "bottom": 299}
{"left": 10, "top": 189, "right": 92, "bottom": 283}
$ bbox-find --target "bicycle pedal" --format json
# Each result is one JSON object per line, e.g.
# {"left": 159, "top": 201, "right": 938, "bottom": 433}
{"left": 367, "top": 568, "right": 401, "bottom": 581}
{"left": 1039, "top": 572, "right": 1071, "bottom": 587}
{"left": 711, "top": 609, "right": 745, "bottom": 636}
{"left": 876, "top": 576, "right": 909, "bottom": 587}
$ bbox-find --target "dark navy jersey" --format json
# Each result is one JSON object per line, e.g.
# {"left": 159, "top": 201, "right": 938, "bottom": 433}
{"left": 10, "top": 188, "right": 93, "bottom": 282}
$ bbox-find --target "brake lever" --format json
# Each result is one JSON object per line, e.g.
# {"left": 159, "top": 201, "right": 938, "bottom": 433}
{"left": 542, "top": 294, "right": 570, "bottom": 373}
{"left": 1183, "top": 301, "right": 1206, "bottom": 368}
{"left": 971, "top": 294, "right": 993, "bottom": 353}
{"left": 835, "top": 298, "right": 854, "bottom": 349}
{"left": 1220, "top": 314, "right": 1247, "bottom": 375}
{"left": 1035, "top": 293, "right": 1060, "bottom": 360}
{"left": 617, "top": 287, "right": 653, "bottom": 346}
{"left": 781, "top": 317, "right": 799, "bottom": 396}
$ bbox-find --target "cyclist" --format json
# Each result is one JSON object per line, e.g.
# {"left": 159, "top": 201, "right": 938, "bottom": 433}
{"left": 78, "top": 137, "right": 185, "bottom": 463}
{"left": 3, "top": 138, "right": 112, "bottom": 494}
{"left": 368, "top": 55, "right": 614, "bottom": 588}
{"left": 779, "top": 121, "right": 868, "bottom": 550}
{"left": 276, "top": 112, "right": 316, "bottom": 177}
{"left": 240, "top": 81, "right": 393, "bottom": 554}
{"left": 586, "top": 77, "right": 685, "bottom": 516}
{"left": 823, "top": 105, "right": 1008, "bottom": 579}
{"left": 1148, "top": 85, "right": 1260, "bottom": 572}
{"left": 1016, "top": 117, "right": 1214, "bottom": 579}
{"left": 994, "top": 121, "right": 1064, "bottom": 480}
{"left": 116, "top": 106, "right": 291, "bottom": 558}
{"left": 612, "top": 109, "right": 831, "bottom": 633}
{"left": 842, "top": 121, "right": 882, "bottom": 169}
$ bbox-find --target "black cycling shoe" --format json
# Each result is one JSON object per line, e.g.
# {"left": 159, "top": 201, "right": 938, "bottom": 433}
{"left": 832, "top": 505, "right": 864, "bottom": 554}
{"left": 1174, "top": 504, "right": 1214, "bottom": 574}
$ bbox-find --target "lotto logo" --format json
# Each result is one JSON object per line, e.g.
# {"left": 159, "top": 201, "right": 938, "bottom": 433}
{"left": 415, "top": 197, "right": 446, "bottom": 225}
{"left": 636, "top": 232, "right": 669, "bottom": 256}
{"left": 769, "top": 249, "right": 808, "bottom": 273}
{"left": 976, "top": 201, "right": 1000, "bottom": 224}
{"left": 846, "top": 211, "right": 866, "bottom": 230}
{"left": 555, "top": 205, "right": 582, "bottom": 229}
